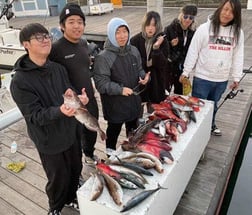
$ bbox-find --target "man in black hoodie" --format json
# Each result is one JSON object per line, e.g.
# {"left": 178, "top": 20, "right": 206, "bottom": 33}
{"left": 10, "top": 23, "right": 89, "bottom": 215}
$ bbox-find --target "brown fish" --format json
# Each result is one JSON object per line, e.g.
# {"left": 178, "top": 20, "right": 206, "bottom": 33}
{"left": 90, "top": 172, "right": 104, "bottom": 201}
{"left": 63, "top": 91, "right": 106, "bottom": 141}
{"left": 101, "top": 172, "right": 123, "bottom": 206}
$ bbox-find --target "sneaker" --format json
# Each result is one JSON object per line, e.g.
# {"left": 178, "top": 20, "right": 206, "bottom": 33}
{"left": 211, "top": 126, "right": 222, "bottom": 136}
{"left": 48, "top": 210, "right": 61, "bottom": 215}
{"left": 65, "top": 199, "right": 79, "bottom": 211}
{"left": 84, "top": 155, "right": 98, "bottom": 165}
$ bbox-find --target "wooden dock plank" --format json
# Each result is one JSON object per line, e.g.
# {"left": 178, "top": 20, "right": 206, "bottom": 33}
{"left": 0, "top": 181, "right": 47, "bottom": 215}
{"left": 0, "top": 197, "right": 25, "bottom": 215}
{"left": 0, "top": 167, "right": 48, "bottom": 210}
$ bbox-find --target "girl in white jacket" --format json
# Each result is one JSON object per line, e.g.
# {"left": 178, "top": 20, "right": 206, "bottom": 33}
{"left": 180, "top": 0, "right": 244, "bottom": 136}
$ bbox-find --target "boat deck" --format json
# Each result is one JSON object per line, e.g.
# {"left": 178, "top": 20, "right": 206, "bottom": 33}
{"left": 1, "top": 7, "right": 252, "bottom": 215}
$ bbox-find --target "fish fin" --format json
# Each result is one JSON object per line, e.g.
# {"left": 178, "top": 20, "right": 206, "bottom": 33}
{"left": 115, "top": 155, "right": 122, "bottom": 163}
{"left": 99, "top": 130, "right": 107, "bottom": 141}
{"left": 157, "top": 183, "right": 168, "bottom": 190}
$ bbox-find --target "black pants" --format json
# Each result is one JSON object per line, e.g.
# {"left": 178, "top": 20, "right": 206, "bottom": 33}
{"left": 173, "top": 74, "right": 183, "bottom": 95}
{"left": 81, "top": 128, "right": 97, "bottom": 157}
{"left": 39, "top": 141, "right": 82, "bottom": 212}
{"left": 81, "top": 98, "right": 99, "bottom": 157}
{"left": 172, "top": 63, "right": 183, "bottom": 95}
{"left": 106, "top": 119, "right": 138, "bottom": 150}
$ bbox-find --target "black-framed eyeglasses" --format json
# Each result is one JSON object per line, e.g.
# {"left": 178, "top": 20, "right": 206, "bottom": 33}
{"left": 183, "top": 15, "right": 195, "bottom": 20}
{"left": 132, "top": 84, "right": 146, "bottom": 95}
{"left": 29, "top": 33, "right": 52, "bottom": 42}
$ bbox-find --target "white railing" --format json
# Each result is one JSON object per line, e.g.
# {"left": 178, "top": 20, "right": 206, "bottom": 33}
{"left": 0, "top": 107, "right": 23, "bottom": 130}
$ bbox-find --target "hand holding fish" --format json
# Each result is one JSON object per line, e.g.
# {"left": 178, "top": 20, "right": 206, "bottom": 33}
{"left": 63, "top": 89, "right": 107, "bottom": 141}
{"left": 60, "top": 103, "right": 76, "bottom": 117}
{"left": 61, "top": 88, "right": 77, "bottom": 116}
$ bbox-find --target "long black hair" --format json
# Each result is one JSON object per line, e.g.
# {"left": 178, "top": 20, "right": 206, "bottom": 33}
{"left": 211, "top": 0, "right": 242, "bottom": 42}
{"left": 141, "top": 11, "right": 163, "bottom": 37}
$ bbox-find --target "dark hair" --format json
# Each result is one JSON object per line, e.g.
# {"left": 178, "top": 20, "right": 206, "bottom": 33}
{"left": 142, "top": 11, "right": 162, "bottom": 35}
{"left": 19, "top": 23, "right": 48, "bottom": 43}
{"left": 211, "top": 0, "right": 242, "bottom": 42}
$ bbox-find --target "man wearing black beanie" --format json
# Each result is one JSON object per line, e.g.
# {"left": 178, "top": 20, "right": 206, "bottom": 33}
{"left": 59, "top": 3, "right": 86, "bottom": 25}
{"left": 49, "top": 2, "right": 100, "bottom": 206}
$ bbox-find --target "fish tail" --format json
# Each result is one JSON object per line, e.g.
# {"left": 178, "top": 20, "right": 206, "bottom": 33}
{"left": 157, "top": 183, "right": 168, "bottom": 190}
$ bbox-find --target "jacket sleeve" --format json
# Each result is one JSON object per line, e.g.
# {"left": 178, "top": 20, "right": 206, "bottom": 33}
{"left": 93, "top": 53, "right": 123, "bottom": 95}
{"left": 151, "top": 36, "right": 170, "bottom": 68}
{"left": 10, "top": 64, "right": 74, "bottom": 127}
{"left": 231, "top": 29, "right": 244, "bottom": 82}
{"left": 131, "top": 45, "right": 146, "bottom": 79}
{"left": 182, "top": 24, "right": 206, "bottom": 77}
{"left": 10, "top": 76, "right": 64, "bottom": 127}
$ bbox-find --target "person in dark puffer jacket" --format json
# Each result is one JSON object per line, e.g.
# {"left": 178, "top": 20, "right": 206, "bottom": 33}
{"left": 93, "top": 17, "right": 150, "bottom": 152}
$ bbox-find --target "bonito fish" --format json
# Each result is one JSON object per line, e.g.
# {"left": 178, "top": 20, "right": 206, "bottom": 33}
{"left": 101, "top": 172, "right": 123, "bottom": 206}
{"left": 63, "top": 91, "right": 106, "bottom": 141}
{"left": 120, "top": 184, "right": 166, "bottom": 212}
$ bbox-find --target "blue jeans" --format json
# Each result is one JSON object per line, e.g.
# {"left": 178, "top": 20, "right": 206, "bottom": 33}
{"left": 192, "top": 77, "right": 228, "bottom": 128}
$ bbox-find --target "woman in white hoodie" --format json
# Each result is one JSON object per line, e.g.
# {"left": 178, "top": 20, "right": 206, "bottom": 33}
{"left": 179, "top": 0, "right": 244, "bottom": 136}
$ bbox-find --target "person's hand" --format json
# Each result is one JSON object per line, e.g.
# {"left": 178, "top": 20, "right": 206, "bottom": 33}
{"left": 60, "top": 104, "right": 76, "bottom": 117}
{"left": 61, "top": 88, "right": 76, "bottom": 116}
{"left": 179, "top": 75, "right": 187, "bottom": 83}
{"left": 139, "top": 71, "right": 151, "bottom": 85}
{"left": 153, "top": 35, "right": 166, "bottom": 49}
{"left": 122, "top": 87, "right": 133, "bottom": 96}
{"left": 78, "top": 88, "right": 89, "bottom": 105}
{"left": 230, "top": 81, "right": 239, "bottom": 90}
{"left": 170, "top": 37, "right": 179, "bottom": 47}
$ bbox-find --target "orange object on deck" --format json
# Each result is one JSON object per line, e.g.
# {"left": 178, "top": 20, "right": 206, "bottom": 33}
{"left": 111, "top": 0, "right": 123, "bottom": 8}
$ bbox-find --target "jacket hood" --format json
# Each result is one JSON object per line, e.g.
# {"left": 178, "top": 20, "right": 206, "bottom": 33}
{"left": 107, "top": 17, "right": 130, "bottom": 47}
{"left": 14, "top": 54, "right": 50, "bottom": 73}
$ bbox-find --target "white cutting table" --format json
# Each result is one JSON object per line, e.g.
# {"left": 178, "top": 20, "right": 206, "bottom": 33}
{"left": 77, "top": 99, "right": 213, "bottom": 215}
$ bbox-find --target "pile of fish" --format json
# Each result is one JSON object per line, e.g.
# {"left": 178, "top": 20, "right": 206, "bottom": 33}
{"left": 121, "top": 95, "right": 205, "bottom": 164}
{"left": 89, "top": 157, "right": 166, "bottom": 212}
{"left": 85, "top": 95, "right": 205, "bottom": 212}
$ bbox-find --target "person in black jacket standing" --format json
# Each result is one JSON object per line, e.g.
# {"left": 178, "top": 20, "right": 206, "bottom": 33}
{"left": 10, "top": 23, "right": 89, "bottom": 215}
{"left": 49, "top": 3, "right": 99, "bottom": 164}
{"left": 93, "top": 17, "right": 150, "bottom": 152}
{"left": 131, "top": 11, "right": 170, "bottom": 114}
{"left": 164, "top": 4, "right": 197, "bottom": 94}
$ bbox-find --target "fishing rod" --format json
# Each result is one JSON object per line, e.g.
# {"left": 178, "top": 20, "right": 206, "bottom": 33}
{"left": 217, "top": 65, "right": 252, "bottom": 111}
